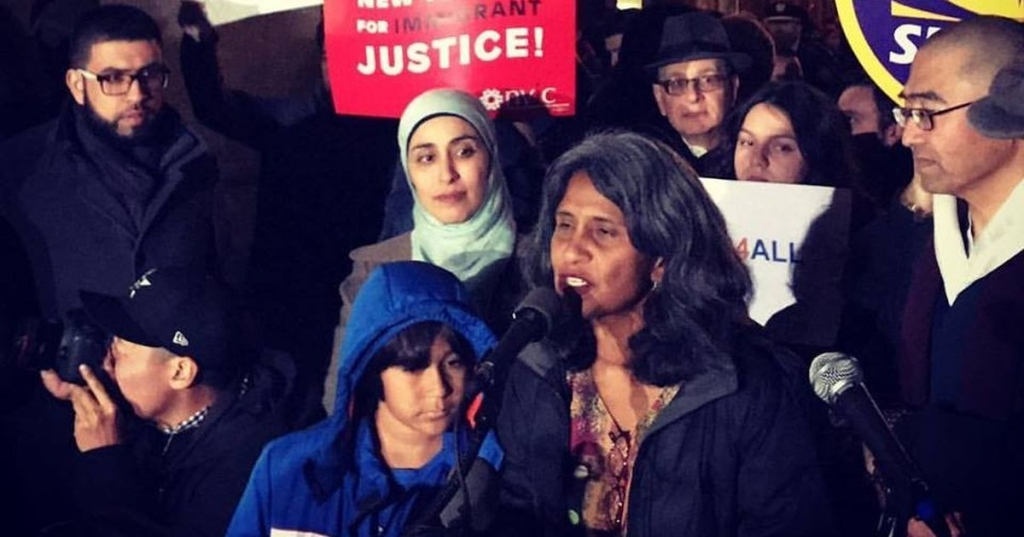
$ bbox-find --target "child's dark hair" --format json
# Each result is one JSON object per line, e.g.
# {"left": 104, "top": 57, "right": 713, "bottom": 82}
{"left": 352, "top": 322, "right": 475, "bottom": 419}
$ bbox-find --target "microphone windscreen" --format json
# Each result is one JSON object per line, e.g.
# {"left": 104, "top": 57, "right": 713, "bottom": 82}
{"left": 513, "top": 287, "right": 562, "bottom": 336}
{"left": 809, "top": 352, "right": 864, "bottom": 405}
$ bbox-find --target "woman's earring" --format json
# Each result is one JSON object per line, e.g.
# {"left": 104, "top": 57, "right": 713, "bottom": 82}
{"left": 651, "top": 278, "right": 661, "bottom": 292}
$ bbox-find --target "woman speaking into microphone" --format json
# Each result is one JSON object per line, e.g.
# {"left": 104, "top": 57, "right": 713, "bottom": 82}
{"left": 493, "top": 131, "right": 831, "bottom": 536}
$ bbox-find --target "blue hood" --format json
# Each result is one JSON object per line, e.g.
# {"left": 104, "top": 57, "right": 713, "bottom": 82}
{"left": 332, "top": 260, "right": 497, "bottom": 423}
{"left": 224, "top": 262, "right": 501, "bottom": 537}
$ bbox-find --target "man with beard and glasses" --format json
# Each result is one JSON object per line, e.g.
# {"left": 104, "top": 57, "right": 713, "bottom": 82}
{"left": 0, "top": 4, "right": 218, "bottom": 322}
{"left": 0, "top": 5, "right": 220, "bottom": 535}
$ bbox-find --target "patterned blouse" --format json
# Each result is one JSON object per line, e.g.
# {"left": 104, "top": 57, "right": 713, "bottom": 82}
{"left": 567, "top": 368, "right": 679, "bottom": 535}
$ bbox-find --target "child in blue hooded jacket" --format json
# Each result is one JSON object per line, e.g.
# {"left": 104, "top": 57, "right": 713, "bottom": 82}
{"left": 226, "top": 261, "right": 501, "bottom": 536}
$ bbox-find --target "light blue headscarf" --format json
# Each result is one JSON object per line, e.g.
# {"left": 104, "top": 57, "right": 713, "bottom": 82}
{"left": 398, "top": 88, "right": 516, "bottom": 294}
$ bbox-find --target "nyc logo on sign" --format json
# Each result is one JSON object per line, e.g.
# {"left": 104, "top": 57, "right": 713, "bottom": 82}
{"left": 836, "top": 1, "right": 1024, "bottom": 103}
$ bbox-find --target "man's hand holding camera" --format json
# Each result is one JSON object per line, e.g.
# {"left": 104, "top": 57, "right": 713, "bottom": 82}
{"left": 41, "top": 362, "right": 121, "bottom": 452}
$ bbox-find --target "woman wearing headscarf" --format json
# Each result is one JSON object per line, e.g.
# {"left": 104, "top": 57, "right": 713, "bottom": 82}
{"left": 493, "top": 131, "right": 831, "bottom": 536}
{"left": 323, "top": 88, "right": 520, "bottom": 413}
{"left": 226, "top": 261, "right": 501, "bottom": 536}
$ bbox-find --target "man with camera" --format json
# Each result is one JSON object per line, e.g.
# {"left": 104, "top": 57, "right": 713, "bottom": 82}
{"left": 39, "top": 267, "right": 293, "bottom": 537}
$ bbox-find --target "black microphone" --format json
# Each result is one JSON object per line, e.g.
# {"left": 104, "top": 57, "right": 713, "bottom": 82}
{"left": 406, "top": 288, "right": 564, "bottom": 535}
{"left": 809, "top": 352, "right": 950, "bottom": 537}
{"left": 472, "top": 287, "right": 562, "bottom": 393}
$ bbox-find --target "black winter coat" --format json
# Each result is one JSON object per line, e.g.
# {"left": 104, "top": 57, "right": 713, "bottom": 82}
{"left": 70, "top": 352, "right": 295, "bottom": 537}
{"left": 0, "top": 104, "right": 217, "bottom": 319}
{"left": 494, "top": 338, "right": 832, "bottom": 537}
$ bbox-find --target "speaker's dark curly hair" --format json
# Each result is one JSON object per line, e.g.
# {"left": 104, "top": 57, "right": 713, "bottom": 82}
{"left": 524, "top": 131, "right": 753, "bottom": 386}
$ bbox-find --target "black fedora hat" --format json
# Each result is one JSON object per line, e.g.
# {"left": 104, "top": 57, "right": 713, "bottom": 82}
{"left": 968, "top": 62, "right": 1024, "bottom": 139}
{"left": 646, "top": 12, "right": 752, "bottom": 77}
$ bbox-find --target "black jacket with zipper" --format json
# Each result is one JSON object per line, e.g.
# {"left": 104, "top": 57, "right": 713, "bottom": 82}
{"left": 494, "top": 335, "right": 833, "bottom": 537}
{"left": 70, "top": 351, "right": 295, "bottom": 537}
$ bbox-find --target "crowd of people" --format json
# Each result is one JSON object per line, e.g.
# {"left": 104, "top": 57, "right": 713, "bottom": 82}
{"left": 0, "top": 1, "right": 1022, "bottom": 536}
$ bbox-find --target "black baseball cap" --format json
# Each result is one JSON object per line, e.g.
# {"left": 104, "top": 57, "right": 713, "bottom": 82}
{"left": 80, "top": 267, "right": 231, "bottom": 370}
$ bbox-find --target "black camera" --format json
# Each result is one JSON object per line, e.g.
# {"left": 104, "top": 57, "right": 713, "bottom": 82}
{"left": 10, "top": 309, "right": 110, "bottom": 385}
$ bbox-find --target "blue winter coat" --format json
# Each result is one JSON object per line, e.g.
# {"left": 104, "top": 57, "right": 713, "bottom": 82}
{"left": 226, "top": 261, "right": 501, "bottom": 537}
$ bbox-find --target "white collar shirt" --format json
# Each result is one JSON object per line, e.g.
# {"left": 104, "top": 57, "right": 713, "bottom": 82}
{"left": 933, "top": 177, "right": 1024, "bottom": 305}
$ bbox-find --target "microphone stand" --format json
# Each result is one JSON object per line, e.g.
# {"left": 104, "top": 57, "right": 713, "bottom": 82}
{"left": 401, "top": 288, "right": 577, "bottom": 532}
{"left": 401, "top": 296, "right": 564, "bottom": 536}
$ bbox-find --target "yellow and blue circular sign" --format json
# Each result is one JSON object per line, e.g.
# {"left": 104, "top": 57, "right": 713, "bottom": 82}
{"left": 837, "top": 1, "right": 1024, "bottom": 103}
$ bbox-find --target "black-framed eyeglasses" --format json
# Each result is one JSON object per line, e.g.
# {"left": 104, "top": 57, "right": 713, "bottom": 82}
{"left": 892, "top": 101, "right": 973, "bottom": 131}
{"left": 77, "top": 65, "right": 170, "bottom": 96}
{"left": 655, "top": 73, "right": 728, "bottom": 96}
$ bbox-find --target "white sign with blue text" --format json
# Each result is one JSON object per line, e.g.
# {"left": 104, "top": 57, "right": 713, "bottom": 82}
{"left": 700, "top": 178, "right": 851, "bottom": 347}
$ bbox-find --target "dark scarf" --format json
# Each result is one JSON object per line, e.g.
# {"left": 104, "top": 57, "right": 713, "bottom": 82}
{"left": 72, "top": 104, "right": 179, "bottom": 231}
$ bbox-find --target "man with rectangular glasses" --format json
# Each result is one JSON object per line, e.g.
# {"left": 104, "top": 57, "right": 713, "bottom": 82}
{"left": 646, "top": 12, "right": 750, "bottom": 178}
{"left": 893, "top": 15, "right": 1024, "bottom": 537}
{"left": 0, "top": 4, "right": 218, "bottom": 321}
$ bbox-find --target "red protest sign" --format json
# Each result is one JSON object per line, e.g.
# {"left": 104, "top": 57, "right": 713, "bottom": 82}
{"left": 324, "top": 0, "right": 576, "bottom": 118}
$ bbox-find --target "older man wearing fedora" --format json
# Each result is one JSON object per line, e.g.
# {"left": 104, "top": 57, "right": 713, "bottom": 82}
{"left": 648, "top": 12, "right": 751, "bottom": 178}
